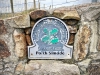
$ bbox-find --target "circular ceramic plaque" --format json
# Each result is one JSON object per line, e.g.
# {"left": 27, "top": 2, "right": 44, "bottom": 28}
{"left": 28, "top": 17, "right": 72, "bottom": 59}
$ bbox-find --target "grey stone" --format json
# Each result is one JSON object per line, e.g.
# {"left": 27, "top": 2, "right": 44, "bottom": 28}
{"left": 0, "top": 69, "right": 3, "bottom": 72}
{"left": 97, "top": 17, "right": 100, "bottom": 35}
{"left": 5, "top": 15, "right": 30, "bottom": 28}
{"left": 3, "top": 57, "right": 10, "bottom": 63}
{"left": 4, "top": 67, "right": 15, "bottom": 73}
{"left": 25, "top": 60, "right": 80, "bottom": 75}
{"left": 0, "top": 72, "right": 3, "bottom": 75}
{"left": 78, "top": 59, "right": 92, "bottom": 74}
{"left": 93, "top": 52, "right": 100, "bottom": 60}
{"left": 88, "top": 53, "right": 97, "bottom": 59}
{"left": 3, "top": 72, "right": 13, "bottom": 75}
{"left": 85, "top": 8, "right": 100, "bottom": 21}
{"left": 87, "top": 62, "right": 100, "bottom": 75}
{"left": 0, "top": 59, "right": 2, "bottom": 62}
{"left": 89, "top": 21, "right": 98, "bottom": 52}
{"left": 0, "top": 62, "right": 3, "bottom": 65}
{"left": 4, "top": 63, "right": 16, "bottom": 73}
{"left": 0, "top": 65, "right": 3, "bottom": 69}
{"left": 77, "top": 4, "right": 100, "bottom": 21}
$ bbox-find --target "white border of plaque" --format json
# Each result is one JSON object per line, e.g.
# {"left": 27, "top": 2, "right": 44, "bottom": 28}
{"left": 28, "top": 17, "right": 73, "bottom": 59}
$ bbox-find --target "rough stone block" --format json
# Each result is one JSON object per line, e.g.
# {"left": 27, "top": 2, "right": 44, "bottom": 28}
{"left": 87, "top": 62, "right": 100, "bottom": 75}
{"left": 13, "top": 29, "right": 27, "bottom": 58}
{"left": 30, "top": 10, "right": 49, "bottom": 20}
{"left": 25, "top": 60, "right": 80, "bottom": 75}
{"left": 52, "top": 7, "right": 80, "bottom": 20}
{"left": 5, "top": 15, "right": 30, "bottom": 28}
{"left": 78, "top": 59, "right": 91, "bottom": 74}
{"left": 0, "top": 20, "right": 7, "bottom": 35}
{"left": 16, "top": 62, "right": 25, "bottom": 72}
{"left": 0, "top": 65, "right": 3, "bottom": 69}
{"left": 89, "top": 21, "right": 98, "bottom": 52}
{"left": 84, "top": 8, "right": 100, "bottom": 21}
{"left": 0, "top": 39, "right": 10, "bottom": 58}
{"left": 73, "top": 25, "right": 91, "bottom": 61}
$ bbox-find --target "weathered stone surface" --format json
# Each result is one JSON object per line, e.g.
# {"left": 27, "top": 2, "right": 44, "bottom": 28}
{"left": 68, "top": 33, "right": 75, "bottom": 45}
{"left": 68, "top": 25, "right": 78, "bottom": 33}
{"left": 0, "top": 65, "right": 3, "bottom": 69}
{"left": 3, "top": 57, "right": 10, "bottom": 63}
{"left": 3, "top": 72, "right": 13, "bottom": 75}
{"left": 78, "top": 59, "right": 91, "bottom": 74}
{"left": 26, "top": 35, "right": 32, "bottom": 46}
{"left": 53, "top": 7, "right": 80, "bottom": 20}
{"left": 89, "top": 21, "right": 98, "bottom": 52}
{"left": 73, "top": 25, "right": 91, "bottom": 61}
{"left": 85, "top": 8, "right": 100, "bottom": 21}
{"left": 25, "top": 28, "right": 32, "bottom": 35}
{"left": 5, "top": 15, "right": 30, "bottom": 28}
{"left": 88, "top": 53, "right": 97, "bottom": 59}
{"left": 25, "top": 61, "right": 40, "bottom": 73}
{"left": 92, "top": 52, "right": 100, "bottom": 60}
{"left": 97, "top": 19, "right": 100, "bottom": 51}
{"left": 4, "top": 63, "right": 16, "bottom": 72}
{"left": 76, "top": 3, "right": 100, "bottom": 17}
{"left": 0, "top": 61, "right": 3, "bottom": 65}
{"left": 77, "top": 4, "right": 100, "bottom": 21}
{"left": 0, "top": 39, "right": 10, "bottom": 58}
{"left": 0, "top": 20, "right": 7, "bottom": 35}
{"left": 97, "top": 17, "right": 100, "bottom": 35}
{"left": 16, "top": 62, "right": 25, "bottom": 72}
{"left": 25, "top": 60, "right": 80, "bottom": 75}
{"left": 30, "top": 10, "right": 49, "bottom": 20}
{"left": 13, "top": 29, "right": 27, "bottom": 58}
{"left": 87, "top": 62, "right": 100, "bottom": 75}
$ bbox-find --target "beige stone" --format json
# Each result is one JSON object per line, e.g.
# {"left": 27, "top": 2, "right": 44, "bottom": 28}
{"left": 13, "top": 29, "right": 27, "bottom": 58}
{"left": 25, "top": 61, "right": 40, "bottom": 72}
{"left": 16, "top": 62, "right": 25, "bottom": 72}
{"left": 25, "top": 60, "right": 80, "bottom": 75}
{"left": 73, "top": 25, "right": 91, "bottom": 61}
{"left": 53, "top": 7, "right": 80, "bottom": 20}
{"left": 5, "top": 15, "right": 30, "bottom": 28}
{"left": 26, "top": 35, "right": 32, "bottom": 46}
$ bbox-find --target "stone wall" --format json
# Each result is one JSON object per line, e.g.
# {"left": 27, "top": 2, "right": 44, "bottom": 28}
{"left": 0, "top": 3, "right": 100, "bottom": 75}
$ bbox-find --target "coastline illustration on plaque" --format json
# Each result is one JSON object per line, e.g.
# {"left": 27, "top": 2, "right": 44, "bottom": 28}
{"left": 28, "top": 17, "right": 73, "bottom": 59}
